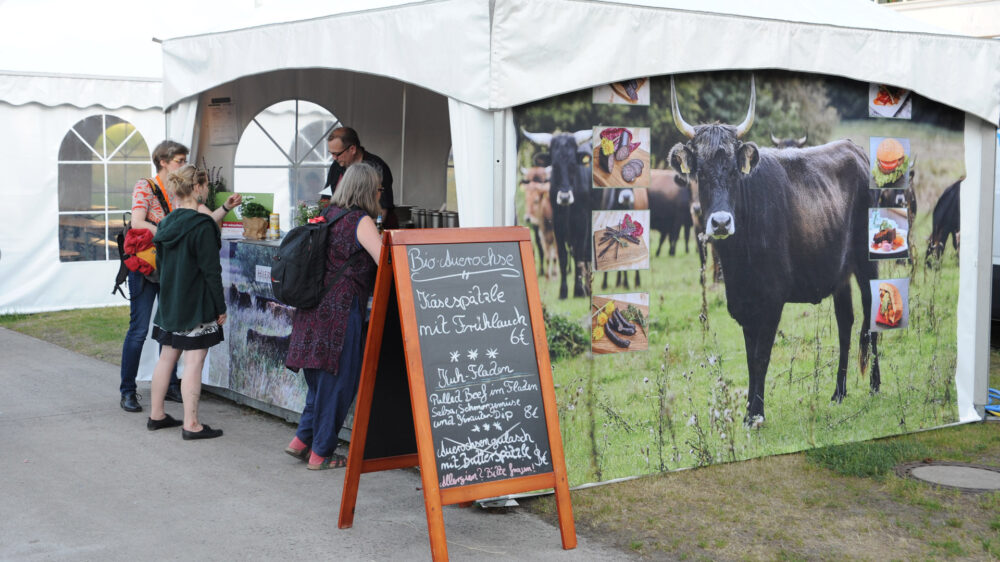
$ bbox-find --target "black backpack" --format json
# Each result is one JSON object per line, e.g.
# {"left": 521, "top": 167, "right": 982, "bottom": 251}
{"left": 270, "top": 207, "right": 365, "bottom": 309}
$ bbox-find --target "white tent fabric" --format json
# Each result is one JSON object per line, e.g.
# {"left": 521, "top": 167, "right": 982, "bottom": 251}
{"left": 161, "top": 0, "right": 491, "bottom": 112}
{"left": 0, "top": 97, "right": 164, "bottom": 313}
{"left": 448, "top": 99, "right": 500, "bottom": 227}
{"left": 0, "top": 71, "right": 161, "bottom": 111}
{"left": 490, "top": 0, "right": 1000, "bottom": 124}
{"left": 161, "top": 0, "right": 1000, "bottom": 124}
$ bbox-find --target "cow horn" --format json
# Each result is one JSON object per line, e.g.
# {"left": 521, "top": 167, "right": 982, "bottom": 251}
{"left": 670, "top": 77, "right": 696, "bottom": 139}
{"left": 573, "top": 129, "right": 593, "bottom": 146}
{"left": 770, "top": 132, "right": 781, "bottom": 145}
{"left": 795, "top": 133, "right": 808, "bottom": 147}
{"left": 734, "top": 75, "right": 756, "bottom": 139}
{"left": 521, "top": 128, "right": 553, "bottom": 147}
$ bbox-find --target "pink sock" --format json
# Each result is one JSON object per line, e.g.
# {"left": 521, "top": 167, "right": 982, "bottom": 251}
{"left": 309, "top": 451, "right": 326, "bottom": 465}
{"left": 288, "top": 436, "right": 308, "bottom": 451}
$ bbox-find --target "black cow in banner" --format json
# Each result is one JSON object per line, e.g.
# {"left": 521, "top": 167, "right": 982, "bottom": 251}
{"left": 927, "top": 179, "right": 961, "bottom": 265}
{"left": 521, "top": 129, "right": 593, "bottom": 299}
{"left": 668, "top": 76, "right": 880, "bottom": 424}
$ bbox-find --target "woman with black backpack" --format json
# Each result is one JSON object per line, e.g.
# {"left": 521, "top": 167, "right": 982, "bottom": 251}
{"left": 283, "top": 162, "right": 383, "bottom": 469}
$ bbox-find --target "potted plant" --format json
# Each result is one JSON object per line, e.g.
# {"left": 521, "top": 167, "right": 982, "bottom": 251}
{"left": 294, "top": 201, "right": 321, "bottom": 227}
{"left": 241, "top": 201, "right": 270, "bottom": 240}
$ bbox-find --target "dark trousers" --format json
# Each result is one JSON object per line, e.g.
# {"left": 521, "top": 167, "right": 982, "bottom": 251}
{"left": 294, "top": 301, "right": 363, "bottom": 458}
{"left": 119, "top": 271, "right": 178, "bottom": 395}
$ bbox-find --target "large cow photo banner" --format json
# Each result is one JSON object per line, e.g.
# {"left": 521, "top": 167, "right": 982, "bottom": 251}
{"left": 514, "top": 70, "right": 964, "bottom": 486}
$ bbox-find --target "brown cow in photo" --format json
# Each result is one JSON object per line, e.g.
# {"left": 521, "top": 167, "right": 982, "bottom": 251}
{"left": 521, "top": 166, "right": 558, "bottom": 280}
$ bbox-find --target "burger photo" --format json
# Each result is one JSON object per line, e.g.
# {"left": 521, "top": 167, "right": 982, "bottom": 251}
{"left": 869, "top": 279, "right": 910, "bottom": 331}
{"left": 871, "top": 137, "right": 910, "bottom": 187}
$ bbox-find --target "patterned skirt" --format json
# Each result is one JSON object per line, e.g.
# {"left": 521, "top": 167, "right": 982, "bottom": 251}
{"left": 152, "top": 320, "right": 224, "bottom": 350}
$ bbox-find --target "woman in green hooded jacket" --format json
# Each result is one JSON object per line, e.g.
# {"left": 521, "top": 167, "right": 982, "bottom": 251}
{"left": 146, "top": 165, "right": 227, "bottom": 440}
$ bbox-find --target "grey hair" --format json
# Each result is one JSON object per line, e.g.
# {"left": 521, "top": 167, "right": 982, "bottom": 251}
{"left": 330, "top": 162, "right": 381, "bottom": 218}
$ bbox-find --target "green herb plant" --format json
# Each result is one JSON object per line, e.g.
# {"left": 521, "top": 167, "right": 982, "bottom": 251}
{"left": 241, "top": 201, "right": 270, "bottom": 219}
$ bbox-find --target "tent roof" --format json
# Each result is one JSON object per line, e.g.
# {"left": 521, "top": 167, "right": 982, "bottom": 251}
{"left": 159, "top": 0, "right": 1000, "bottom": 124}
{"left": 0, "top": 71, "right": 162, "bottom": 110}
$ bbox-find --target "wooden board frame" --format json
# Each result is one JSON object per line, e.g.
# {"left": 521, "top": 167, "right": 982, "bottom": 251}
{"left": 338, "top": 227, "right": 575, "bottom": 561}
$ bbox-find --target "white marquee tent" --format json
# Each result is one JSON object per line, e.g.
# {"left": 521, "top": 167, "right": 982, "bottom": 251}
{"left": 159, "top": 0, "right": 1000, "bottom": 419}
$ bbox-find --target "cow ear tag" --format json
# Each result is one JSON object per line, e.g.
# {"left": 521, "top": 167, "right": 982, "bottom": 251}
{"left": 738, "top": 142, "right": 758, "bottom": 175}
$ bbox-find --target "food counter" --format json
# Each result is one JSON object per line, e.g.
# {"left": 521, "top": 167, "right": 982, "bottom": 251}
{"left": 205, "top": 238, "right": 310, "bottom": 424}
{"left": 203, "top": 205, "right": 458, "bottom": 428}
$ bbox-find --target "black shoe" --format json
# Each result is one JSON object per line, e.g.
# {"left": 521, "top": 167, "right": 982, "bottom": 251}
{"left": 164, "top": 385, "right": 183, "bottom": 403}
{"left": 147, "top": 413, "right": 184, "bottom": 431}
{"left": 182, "top": 424, "right": 223, "bottom": 440}
{"left": 121, "top": 392, "right": 142, "bottom": 413}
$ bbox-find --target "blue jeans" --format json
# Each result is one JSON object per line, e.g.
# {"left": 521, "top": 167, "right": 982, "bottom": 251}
{"left": 119, "top": 270, "right": 178, "bottom": 395}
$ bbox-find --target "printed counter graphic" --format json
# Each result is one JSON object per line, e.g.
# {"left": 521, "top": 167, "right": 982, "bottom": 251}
{"left": 406, "top": 242, "right": 553, "bottom": 487}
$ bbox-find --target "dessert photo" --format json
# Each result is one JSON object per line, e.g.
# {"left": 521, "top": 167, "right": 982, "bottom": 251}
{"left": 868, "top": 207, "right": 909, "bottom": 260}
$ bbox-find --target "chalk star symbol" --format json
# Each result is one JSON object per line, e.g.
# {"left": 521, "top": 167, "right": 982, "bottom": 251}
{"left": 449, "top": 350, "right": 460, "bottom": 363}
{"left": 485, "top": 348, "right": 498, "bottom": 359}
{"left": 471, "top": 425, "right": 480, "bottom": 433}
{"left": 467, "top": 349, "right": 479, "bottom": 361}
{"left": 481, "top": 423, "right": 491, "bottom": 432}
{"left": 493, "top": 422, "right": 502, "bottom": 431}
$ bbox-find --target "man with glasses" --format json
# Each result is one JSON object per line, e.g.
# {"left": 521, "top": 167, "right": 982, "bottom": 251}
{"left": 322, "top": 127, "right": 397, "bottom": 228}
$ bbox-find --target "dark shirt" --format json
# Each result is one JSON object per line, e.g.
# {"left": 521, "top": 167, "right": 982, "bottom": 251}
{"left": 325, "top": 149, "right": 395, "bottom": 212}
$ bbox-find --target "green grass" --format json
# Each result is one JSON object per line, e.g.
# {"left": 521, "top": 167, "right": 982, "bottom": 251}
{"left": 0, "top": 306, "right": 129, "bottom": 364}
{"left": 804, "top": 439, "right": 930, "bottom": 478}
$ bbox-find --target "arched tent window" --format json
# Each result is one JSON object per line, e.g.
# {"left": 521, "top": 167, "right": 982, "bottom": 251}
{"left": 234, "top": 100, "right": 338, "bottom": 228}
{"left": 57, "top": 115, "right": 151, "bottom": 262}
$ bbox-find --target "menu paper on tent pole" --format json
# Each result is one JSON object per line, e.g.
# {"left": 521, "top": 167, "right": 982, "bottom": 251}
{"left": 338, "top": 227, "right": 575, "bottom": 562}
{"left": 206, "top": 98, "right": 238, "bottom": 145}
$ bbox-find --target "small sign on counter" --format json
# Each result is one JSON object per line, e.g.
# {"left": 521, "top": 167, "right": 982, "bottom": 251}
{"left": 255, "top": 264, "right": 272, "bottom": 284}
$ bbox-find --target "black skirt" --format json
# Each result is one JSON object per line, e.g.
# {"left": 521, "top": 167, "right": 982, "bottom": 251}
{"left": 152, "top": 320, "right": 224, "bottom": 350}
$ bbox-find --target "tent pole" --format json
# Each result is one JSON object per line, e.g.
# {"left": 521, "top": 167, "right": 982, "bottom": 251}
{"left": 399, "top": 84, "right": 407, "bottom": 206}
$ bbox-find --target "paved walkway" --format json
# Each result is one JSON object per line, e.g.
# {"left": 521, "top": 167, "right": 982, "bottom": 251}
{"left": 0, "top": 328, "right": 627, "bottom": 561}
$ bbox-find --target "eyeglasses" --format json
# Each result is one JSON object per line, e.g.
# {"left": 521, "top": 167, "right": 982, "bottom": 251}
{"left": 330, "top": 145, "right": 354, "bottom": 158}
{"left": 171, "top": 156, "right": 188, "bottom": 165}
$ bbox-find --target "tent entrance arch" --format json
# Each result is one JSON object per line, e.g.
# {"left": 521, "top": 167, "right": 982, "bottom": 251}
{"left": 233, "top": 99, "right": 338, "bottom": 223}
{"left": 189, "top": 68, "right": 453, "bottom": 232}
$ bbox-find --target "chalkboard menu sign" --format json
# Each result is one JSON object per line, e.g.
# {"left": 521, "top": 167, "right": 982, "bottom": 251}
{"left": 339, "top": 227, "right": 575, "bottom": 561}
{"left": 406, "top": 241, "right": 553, "bottom": 487}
